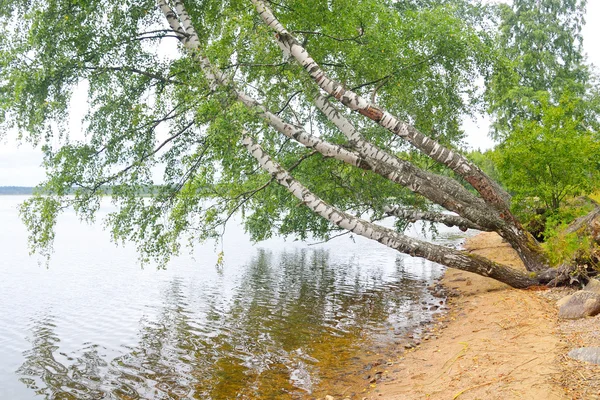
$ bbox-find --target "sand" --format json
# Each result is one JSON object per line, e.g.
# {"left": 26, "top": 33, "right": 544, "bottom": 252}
{"left": 359, "top": 232, "right": 600, "bottom": 400}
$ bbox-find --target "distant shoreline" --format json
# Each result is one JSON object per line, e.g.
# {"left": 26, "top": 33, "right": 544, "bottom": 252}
{"left": 0, "top": 187, "right": 34, "bottom": 195}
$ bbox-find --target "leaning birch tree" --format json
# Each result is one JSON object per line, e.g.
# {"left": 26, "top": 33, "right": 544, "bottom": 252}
{"left": 0, "top": 0, "right": 591, "bottom": 287}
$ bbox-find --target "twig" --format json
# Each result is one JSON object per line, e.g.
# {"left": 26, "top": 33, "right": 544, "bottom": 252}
{"left": 452, "top": 356, "right": 539, "bottom": 399}
{"left": 291, "top": 28, "right": 365, "bottom": 44}
{"left": 452, "top": 380, "right": 495, "bottom": 399}
{"left": 307, "top": 230, "right": 352, "bottom": 246}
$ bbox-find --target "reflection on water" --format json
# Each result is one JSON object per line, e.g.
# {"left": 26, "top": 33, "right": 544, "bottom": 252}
{"left": 14, "top": 249, "right": 443, "bottom": 399}
{"left": 0, "top": 197, "right": 468, "bottom": 399}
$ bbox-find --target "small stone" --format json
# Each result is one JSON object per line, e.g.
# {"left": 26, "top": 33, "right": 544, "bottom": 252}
{"left": 568, "top": 347, "right": 600, "bottom": 365}
{"left": 325, "top": 396, "right": 335, "bottom": 400}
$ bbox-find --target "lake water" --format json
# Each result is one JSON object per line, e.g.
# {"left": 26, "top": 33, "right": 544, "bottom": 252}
{"left": 0, "top": 196, "right": 466, "bottom": 399}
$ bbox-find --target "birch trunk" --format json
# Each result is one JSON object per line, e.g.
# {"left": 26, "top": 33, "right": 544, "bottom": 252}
{"left": 250, "top": 0, "right": 548, "bottom": 272}
{"left": 250, "top": 0, "right": 510, "bottom": 213}
{"left": 242, "top": 135, "right": 539, "bottom": 289}
{"left": 160, "top": 0, "right": 499, "bottom": 230}
{"left": 158, "top": 0, "right": 549, "bottom": 282}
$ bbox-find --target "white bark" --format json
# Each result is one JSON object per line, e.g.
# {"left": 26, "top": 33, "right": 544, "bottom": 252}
{"left": 384, "top": 206, "right": 488, "bottom": 232}
{"left": 250, "top": 0, "right": 511, "bottom": 213}
{"left": 159, "top": 0, "right": 548, "bottom": 273}
{"left": 242, "top": 134, "right": 538, "bottom": 288}
{"left": 250, "top": 0, "right": 549, "bottom": 272}
{"left": 160, "top": 1, "right": 490, "bottom": 224}
{"left": 314, "top": 95, "right": 490, "bottom": 215}
{"left": 159, "top": 0, "right": 367, "bottom": 168}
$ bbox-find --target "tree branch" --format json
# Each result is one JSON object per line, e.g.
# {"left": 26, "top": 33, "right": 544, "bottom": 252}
{"left": 250, "top": 0, "right": 512, "bottom": 215}
{"left": 383, "top": 206, "right": 489, "bottom": 232}
{"left": 242, "top": 134, "right": 538, "bottom": 288}
{"left": 291, "top": 29, "right": 365, "bottom": 44}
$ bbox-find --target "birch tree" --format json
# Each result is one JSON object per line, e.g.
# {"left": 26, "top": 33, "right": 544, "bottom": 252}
{"left": 1, "top": 0, "right": 591, "bottom": 288}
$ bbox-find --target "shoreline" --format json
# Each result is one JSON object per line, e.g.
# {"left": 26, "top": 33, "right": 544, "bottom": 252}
{"left": 355, "top": 231, "right": 599, "bottom": 400}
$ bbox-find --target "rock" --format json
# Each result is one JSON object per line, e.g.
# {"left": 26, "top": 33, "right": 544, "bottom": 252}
{"left": 584, "top": 278, "right": 600, "bottom": 294}
{"left": 556, "top": 294, "right": 573, "bottom": 308}
{"left": 568, "top": 347, "right": 600, "bottom": 365}
{"left": 558, "top": 290, "right": 600, "bottom": 319}
{"left": 325, "top": 395, "right": 335, "bottom": 400}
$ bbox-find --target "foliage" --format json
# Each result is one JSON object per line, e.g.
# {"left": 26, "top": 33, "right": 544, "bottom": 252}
{"left": 0, "top": 0, "right": 497, "bottom": 264}
{"left": 486, "top": 0, "right": 589, "bottom": 137}
{"left": 542, "top": 201, "right": 599, "bottom": 268}
{"left": 492, "top": 92, "right": 600, "bottom": 211}
{"left": 484, "top": 0, "right": 599, "bottom": 214}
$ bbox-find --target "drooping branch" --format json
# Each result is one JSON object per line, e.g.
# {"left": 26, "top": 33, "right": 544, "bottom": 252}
{"left": 159, "top": 0, "right": 547, "bottom": 271}
{"left": 242, "top": 134, "right": 539, "bottom": 289}
{"left": 383, "top": 206, "right": 488, "bottom": 232}
{"left": 158, "top": 0, "right": 493, "bottom": 216}
{"left": 82, "top": 120, "right": 196, "bottom": 192}
{"left": 314, "top": 95, "right": 495, "bottom": 222}
{"left": 250, "top": 0, "right": 511, "bottom": 214}
{"left": 159, "top": 0, "right": 372, "bottom": 169}
{"left": 250, "top": 0, "right": 549, "bottom": 272}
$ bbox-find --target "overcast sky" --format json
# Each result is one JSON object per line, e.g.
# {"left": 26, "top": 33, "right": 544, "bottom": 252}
{"left": 1, "top": 1, "right": 599, "bottom": 186}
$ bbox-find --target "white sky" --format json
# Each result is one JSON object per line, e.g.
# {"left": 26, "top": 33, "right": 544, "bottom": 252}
{"left": 1, "top": 1, "right": 599, "bottom": 186}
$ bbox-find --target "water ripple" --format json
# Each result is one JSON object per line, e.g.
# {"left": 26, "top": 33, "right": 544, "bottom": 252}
{"left": 0, "top": 196, "right": 466, "bottom": 399}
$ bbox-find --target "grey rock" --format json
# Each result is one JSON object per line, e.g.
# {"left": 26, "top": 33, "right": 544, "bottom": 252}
{"left": 558, "top": 290, "right": 600, "bottom": 319}
{"left": 568, "top": 347, "right": 600, "bottom": 365}
{"left": 584, "top": 278, "right": 600, "bottom": 294}
{"left": 556, "top": 294, "right": 573, "bottom": 308}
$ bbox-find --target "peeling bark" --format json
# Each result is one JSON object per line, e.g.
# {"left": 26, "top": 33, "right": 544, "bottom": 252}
{"left": 242, "top": 134, "right": 539, "bottom": 289}
{"left": 161, "top": 0, "right": 498, "bottom": 230}
{"left": 315, "top": 95, "right": 495, "bottom": 224}
{"left": 250, "top": 0, "right": 548, "bottom": 272}
{"left": 384, "top": 206, "right": 489, "bottom": 232}
{"left": 157, "top": 0, "right": 550, "bottom": 284}
{"left": 250, "top": 0, "right": 511, "bottom": 215}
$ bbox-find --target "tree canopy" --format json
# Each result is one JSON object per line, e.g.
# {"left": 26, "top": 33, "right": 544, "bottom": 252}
{"left": 1, "top": 0, "right": 598, "bottom": 288}
{"left": 485, "top": 0, "right": 600, "bottom": 214}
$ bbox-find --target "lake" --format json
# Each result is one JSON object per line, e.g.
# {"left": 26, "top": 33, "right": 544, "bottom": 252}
{"left": 0, "top": 196, "right": 466, "bottom": 399}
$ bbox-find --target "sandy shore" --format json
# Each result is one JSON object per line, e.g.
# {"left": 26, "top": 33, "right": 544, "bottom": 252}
{"left": 360, "top": 232, "right": 600, "bottom": 400}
